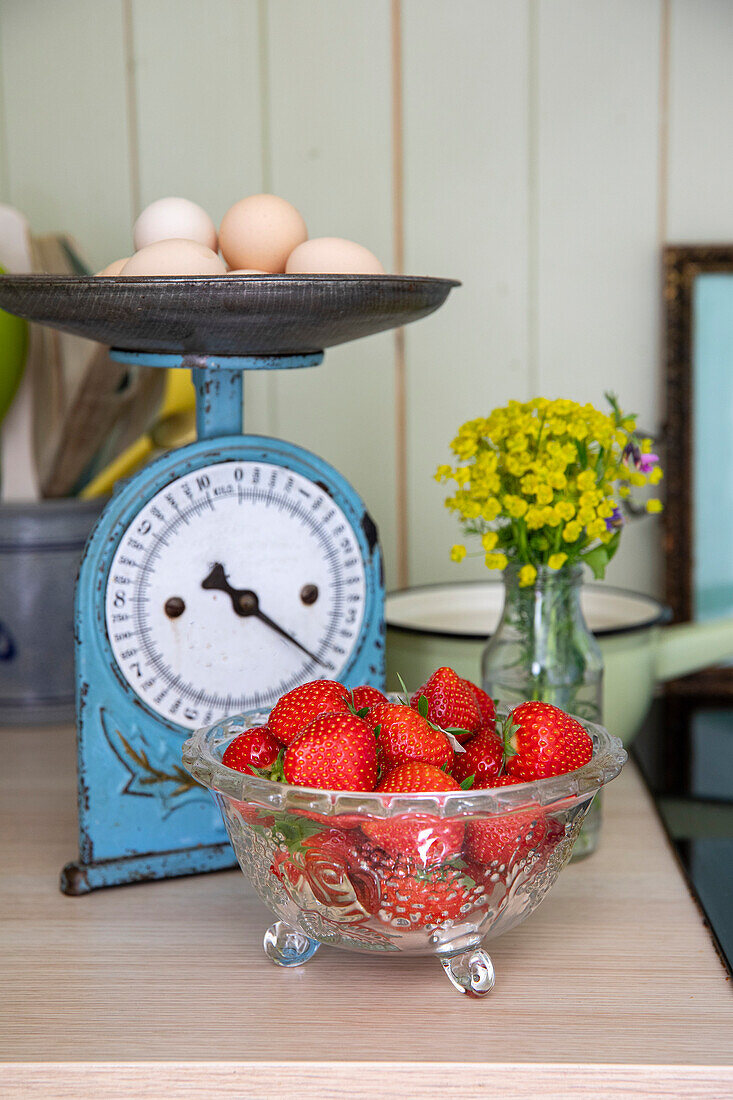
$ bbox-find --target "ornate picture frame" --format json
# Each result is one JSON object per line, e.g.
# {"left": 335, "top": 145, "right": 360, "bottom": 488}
{"left": 664, "top": 244, "right": 733, "bottom": 694}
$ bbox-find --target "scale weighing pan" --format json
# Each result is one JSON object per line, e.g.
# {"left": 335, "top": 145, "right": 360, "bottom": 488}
{"left": 0, "top": 274, "right": 459, "bottom": 356}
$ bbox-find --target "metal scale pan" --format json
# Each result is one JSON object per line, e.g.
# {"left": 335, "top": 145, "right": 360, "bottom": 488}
{"left": 0, "top": 273, "right": 459, "bottom": 356}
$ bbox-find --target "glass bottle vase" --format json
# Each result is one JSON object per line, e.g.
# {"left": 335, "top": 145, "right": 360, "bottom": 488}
{"left": 481, "top": 564, "right": 603, "bottom": 859}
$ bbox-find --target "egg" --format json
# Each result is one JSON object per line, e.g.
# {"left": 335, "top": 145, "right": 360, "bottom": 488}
{"left": 121, "top": 239, "right": 227, "bottom": 276}
{"left": 133, "top": 197, "right": 217, "bottom": 252}
{"left": 226, "top": 268, "right": 269, "bottom": 275}
{"left": 219, "top": 194, "right": 307, "bottom": 273}
{"left": 95, "top": 257, "right": 130, "bottom": 276}
{"left": 285, "top": 237, "right": 384, "bottom": 275}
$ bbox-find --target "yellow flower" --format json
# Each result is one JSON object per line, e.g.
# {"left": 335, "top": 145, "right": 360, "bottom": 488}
{"left": 450, "top": 544, "right": 466, "bottom": 562}
{"left": 481, "top": 531, "right": 498, "bottom": 552}
{"left": 563, "top": 521, "right": 582, "bottom": 542}
{"left": 618, "top": 484, "right": 630, "bottom": 498}
{"left": 548, "top": 470, "right": 567, "bottom": 490}
{"left": 578, "top": 507, "right": 596, "bottom": 525}
{"left": 518, "top": 564, "right": 537, "bottom": 587}
{"left": 435, "top": 464, "right": 452, "bottom": 482}
{"left": 481, "top": 497, "right": 502, "bottom": 521}
{"left": 555, "top": 500, "right": 575, "bottom": 521}
{"left": 548, "top": 552, "right": 568, "bottom": 570}
{"left": 535, "top": 484, "right": 554, "bottom": 505}
{"left": 596, "top": 499, "right": 615, "bottom": 519}
{"left": 646, "top": 498, "right": 663, "bottom": 514}
{"left": 649, "top": 466, "right": 663, "bottom": 485}
{"left": 503, "top": 494, "right": 528, "bottom": 518}
{"left": 525, "top": 507, "right": 545, "bottom": 531}
{"left": 455, "top": 466, "right": 472, "bottom": 485}
{"left": 587, "top": 518, "right": 607, "bottom": 539}
{"left": 641, "top": 438, "right": 653, "bottom": 454}
{"left": 485, "top": 552, "right": 509, "bottom": 570}
{"left": 628, "top": 471, "right": 646, "bottom": 487}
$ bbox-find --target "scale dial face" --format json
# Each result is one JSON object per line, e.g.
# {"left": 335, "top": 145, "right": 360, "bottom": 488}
{"left": 105, "top": 460, "right": 367, "bottom": 731}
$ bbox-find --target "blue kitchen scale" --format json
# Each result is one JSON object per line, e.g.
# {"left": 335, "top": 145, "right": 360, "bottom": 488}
{"left": 0, "top": 273, "right": 457, "bottom": 893}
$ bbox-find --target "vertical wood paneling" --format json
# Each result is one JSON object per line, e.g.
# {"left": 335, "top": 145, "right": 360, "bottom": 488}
{"left": 128, "top": 0, "right": 270, "bottom": 433}
{"left": 535, "top": 0, "right": 664, "bottom": 596}
{"left": 402, "top": 0, "right": 531, "bottom": 587}
{"left": 666, "top": 0, "right": 733, "bottom": 239}
{"left": 264, "top": 0, "right": 398, "bottom": 588}
{"left": 0, "top": 0, "right": 133, "bottom": 272}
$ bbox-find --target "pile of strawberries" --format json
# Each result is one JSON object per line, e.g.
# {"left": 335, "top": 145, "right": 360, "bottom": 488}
{"left": 222, "top": 666, "right": 593, "bottom": 797}
{"left": 221, "top": 668, "right": 594, "bottom": 933}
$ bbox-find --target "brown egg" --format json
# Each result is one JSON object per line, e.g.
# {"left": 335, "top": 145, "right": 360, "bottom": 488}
{"left": 285, "top": 237, "right": 384, "bottom": 275}
{"left": 219, "top": 194, "right": 307, "bottom": 273}
{"left": 120, "top": 239, "right": 227, "bottom": 276}
{"left": 95, "top": 257, "right": 130, "bottom": 276}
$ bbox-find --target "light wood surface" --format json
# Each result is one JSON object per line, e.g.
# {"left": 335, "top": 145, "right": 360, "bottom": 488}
{"left": 1, "top": 724, "right": 731, "bottom": 1099}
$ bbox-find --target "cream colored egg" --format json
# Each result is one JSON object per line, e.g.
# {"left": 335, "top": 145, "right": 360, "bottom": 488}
{"left": 226, "top": 268, "right": 269, "bottom": 275}
{"left": 219, "top": 194, "right": 307, "bottom": 273}
{"left": 121, "top": 239, "right": 227, "bottom": 276}
{"left": 285, "top": 237, "right": 384, "bottom": 275}
{"left": 95, "top": 257, "right": 130, "bottom": 276}
{"left": 133, "top": 197, "right": 217, "bottom": 252}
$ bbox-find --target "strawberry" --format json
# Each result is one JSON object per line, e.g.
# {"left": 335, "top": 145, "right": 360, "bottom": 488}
{"left": 503, "top": 701, "right": 593, "bottom": 781}
{"left": 269, "top": 679, "right": 349, "bottom": 746}
{"left": 350, "top": 685, "right": 388, "bottom": 710}
{"left": 465, "top": 680, "right": 496, "bottom": 730}
{"left": 283, "top": 710, "right": 378, "bottom": 791}
{"left": 464, "top": 804, "right": 547, "bottom": 867}
{"left": 356, "top": 840, "right": 489, "bottom": 929}
{"left": 450, "top": 727, "right": 504, "bottom": 787}
{"left": 367, "top": 702, "right": 454, "bottom": 770}
{"left": 222, "top": 726, "right": 281, "bottom": 774}
{"left": 410, "top": 666, "right": 481, "bottom": 741}
{"left": 360, "top": 762, "right": 463, "bottom": 866}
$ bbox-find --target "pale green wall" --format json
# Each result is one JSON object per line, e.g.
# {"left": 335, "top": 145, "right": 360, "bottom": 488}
{"left": 1, "top": 0, "right": 731, "bottom": 597}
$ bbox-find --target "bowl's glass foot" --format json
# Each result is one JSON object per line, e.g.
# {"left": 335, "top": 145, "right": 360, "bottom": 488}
{"left": 263, "top": 921, "right": 320, "bottom": 968}
{"left": 440, "top": 947, "right": 495, "bottom": 997}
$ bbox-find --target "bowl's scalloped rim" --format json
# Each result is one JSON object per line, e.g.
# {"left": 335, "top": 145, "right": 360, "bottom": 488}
{"left": 182, "top": 698, "right": 627, "bottom": 819}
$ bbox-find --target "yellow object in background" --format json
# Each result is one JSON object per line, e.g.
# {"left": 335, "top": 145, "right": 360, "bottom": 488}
{"left": 80, "top": 369, "right": 196, "bottom": 499}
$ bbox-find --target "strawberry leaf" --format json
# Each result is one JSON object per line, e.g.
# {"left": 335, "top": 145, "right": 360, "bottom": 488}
{"left": 395, "top": 672, "right": 410, "bottom": 705}
{"left": 416, "top": 694, "right": 429, "bottom": 719}
{"left": 355, "top": 706, "right": 370, "bottom": 719}
{"left": 460, "top": 775, "right": 475, "bottom": 790}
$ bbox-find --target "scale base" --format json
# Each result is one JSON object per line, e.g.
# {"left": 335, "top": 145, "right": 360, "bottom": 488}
{"left": 60, "top": 843, "right": 237, "bottom": 895}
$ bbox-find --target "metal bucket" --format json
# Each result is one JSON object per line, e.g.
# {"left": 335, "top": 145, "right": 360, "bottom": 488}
{"left": 0, "top": 499, "right": 104, "bottom": 725}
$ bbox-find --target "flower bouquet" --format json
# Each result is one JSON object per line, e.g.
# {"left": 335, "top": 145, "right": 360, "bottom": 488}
{"left": 436, "top": 394, "right": 663, "bottom": 856}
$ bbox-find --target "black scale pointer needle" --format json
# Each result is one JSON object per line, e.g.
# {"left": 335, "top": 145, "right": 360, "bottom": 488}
{"left": 201, "top": 562, "right": 327, "bottom": 668}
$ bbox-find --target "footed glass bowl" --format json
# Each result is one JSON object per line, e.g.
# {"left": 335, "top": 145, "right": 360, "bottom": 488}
{"left": 182, "top": 707, "right": 625, "bottom": 997}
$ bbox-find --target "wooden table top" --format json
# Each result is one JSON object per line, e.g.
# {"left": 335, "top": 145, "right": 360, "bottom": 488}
{"left": 2, "top": 724, "right": 732, "bottom": 1099}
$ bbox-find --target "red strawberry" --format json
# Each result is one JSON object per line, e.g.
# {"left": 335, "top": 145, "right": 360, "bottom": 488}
{"left": 410, "top": 666, "right": 481, "bottom": 741}
{"left": 283, "top": 710, "right": 378, "bottom": 791}
{"left": 504, "top": 701, "right": 593, "bottom": 781}
{"left": 269, "top": 680, "right": 349, "bottom": 746}
{"left": 222, "top": 726, "right": 281, "bottom": 774}
{"left": 450, "top": 727, "right": 503, "bottom": 787}
{"left": 361, "top": 762, "right": 463, "bottom": 866}
{"left": 351, "top": 685, "right": 388, "bottom": 710}
{"left": 356, "top": 840, "right": 489, "bottom": 929}
{"left": 464, "top": 805, "right": 547, "bottom": 867}
{"left": 465, "top": 680, "right": 496, "bottom": 730}
{"left": 367, "top": 702, "right": 454, "bottom": 769}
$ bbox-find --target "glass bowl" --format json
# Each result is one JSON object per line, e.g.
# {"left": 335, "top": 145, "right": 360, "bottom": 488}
{"left": 182, "top": 705, "right": 626, "bottom": 997}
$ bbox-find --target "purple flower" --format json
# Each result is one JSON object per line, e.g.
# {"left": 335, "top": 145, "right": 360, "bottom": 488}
{"left": 622, "top": 441, "right": 640, "bottom": 467}
{"left": 638, "top": 452, "right": 659, "bottom": 474}
{"left": 605, "top": 507, "right": 624, "bottom": 532}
